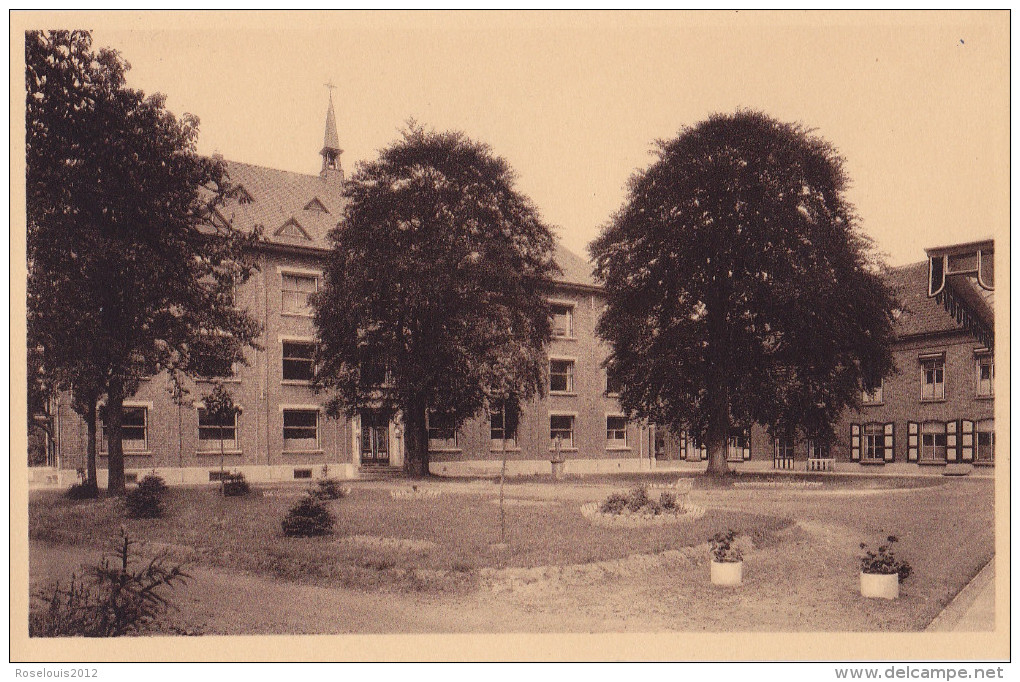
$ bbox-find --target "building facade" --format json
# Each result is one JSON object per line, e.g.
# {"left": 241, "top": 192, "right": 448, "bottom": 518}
{"left": 39, "top": 104, "right": 995, "bottom": 485}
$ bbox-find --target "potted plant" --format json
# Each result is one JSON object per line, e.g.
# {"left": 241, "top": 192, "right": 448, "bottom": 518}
{"left": 859, "top": 535, "right": 912, "bottom": 599}
{"left": 709, "top": 529, "right": 743, "bottom": 586}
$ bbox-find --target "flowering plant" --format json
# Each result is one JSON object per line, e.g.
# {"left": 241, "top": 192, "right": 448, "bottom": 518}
{"left": 709, "top": 529, "right": 742, "bottom": 563}
{"left": 860, "top": 535, "right": 912, "bottom": 582}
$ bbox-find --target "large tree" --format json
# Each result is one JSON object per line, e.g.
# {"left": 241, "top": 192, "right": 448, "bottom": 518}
{"left": 26, "top": 30, "right": 262, "bottom": 494}
{"left": 315, "top": 124, "right": 559, "bottom": 476}
{"left": 590, "top": 111, "right": 897, "bottom": 474}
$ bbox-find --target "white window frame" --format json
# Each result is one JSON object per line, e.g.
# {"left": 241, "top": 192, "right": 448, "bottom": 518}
{"left": 549, "top": 413, "right": 576, "bottom": 450}
{"left": 279, "top": 268, "right": 320, "bottom": 317}
{"left": 775, "top": 437, "right": 795, "bottom": 460}
{"left": 606, "top": 415, "right": 629, "bottom": 449}
{"left": 920, "top": 355, "right": 946, "bottom": 401}
{"left": 975, "top": 352, "right": 993, "bottom": 397}
{"left": 549, "top": 357, "right": 576, "bottom": 394}
{"left": 489, "top": 408, "right": 518, "bottom": 450}
{"left": 282, "top": 408, "right": 320, "bottom": 451}
{"left": 281, "top": 339, "right": 316, "bottom": 383}
{"left": 100, "top": 403, "right": 151, "bottom": 453}
{"left": 197, "top": 406, "right": 239, "bottom": 453}
{"left": 919, "top": 421, "right": 948, "bottom": 462}
{"left": 549, "top": 301, "right": 575, "bottom": 338}
{"left": 862, "top": 423, "right": 885, "bottom": 462}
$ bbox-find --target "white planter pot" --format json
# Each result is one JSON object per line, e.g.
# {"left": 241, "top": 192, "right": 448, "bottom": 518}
{"left": 711, "top": 560, "right": 743, "bottom": 586}
{"left": 860, "top": 571, "right": 899, "bottom": 599}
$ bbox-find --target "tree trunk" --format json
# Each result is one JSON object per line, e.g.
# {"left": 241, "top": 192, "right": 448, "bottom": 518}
{"left": 85, "top": 399, "right": 98, "bottom": 492}
{"left": 106, "top": 378, "right": 126, "bottom": 496}
{"left": 403, "top": 399, "right": 430, "bottom": 478}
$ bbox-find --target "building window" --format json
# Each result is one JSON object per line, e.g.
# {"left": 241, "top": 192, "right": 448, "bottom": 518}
{"left": 283, "top": 409, "right": 318, "bottom": 451}
{"left": 550, "top": 359, "right": 575, "bottom": 393}
{"left": 282, "top": 341, "right": 315, "bottom": 382}
{"left": 726, "top": 430, "right": 749, "bottom": 460}
{"left": 976, "top": 354, "right": 993, "bottom": 396}
{"left": 550, "top": 415, "right": 574, "bottom": 449}
{"left": 490, "top": 408, "right": 517, "bottom": 448}
{"left": 100, "top": 406, "right": 148, "bottom": 453}
{"left": 921, "top": 356, "right": 945, "bottom": 400}
{"left": 975, "top": 419, "right": 994, "bottom": 463}
{"left": 863, "top": 423, "right": 885, "bottom": 462}
{"left": 607, "top": 416, "right": 628, "bottom": 447}
{"left": 775, "top": 437, "right": 795, "bottom": 460}
{"left": 862, "top": 377, "right": 884, "bottom": 404}
{"left": 920, "top": 421, "right": 948, "bottom": 462}
{"left": 281, "top": 273, "right": 317, "bottom": 316}
{"left": 606, "top": 367, "right": 623, "bottom": 396}
{"left": 808, "top": 440, "right": 830, "bottom": 459}
{"left": 550, "top": 304, "right": 573, "bottom": 337}
{"left": 427, "top": 411, "right": 458, "bottom": 450}
{"left": 198, "top": 408, "right": 237, "bottom": 452}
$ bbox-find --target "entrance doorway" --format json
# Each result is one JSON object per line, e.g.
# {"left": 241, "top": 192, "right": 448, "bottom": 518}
{"left": 360, "top": 410, "right": 390, "bottom": 466}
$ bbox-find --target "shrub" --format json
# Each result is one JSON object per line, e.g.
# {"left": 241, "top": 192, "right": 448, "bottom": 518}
{"left": 709, "top": 530, "right": 742, "bottom": 563}
{"left": 282, "top": 495, "right": 335, "bottom": 537}
{"left": 312, "top": 478, "right": 349, "bottom": 500}
{"left": 29, "top": 530, "right": 189, "bottom": 637}
{"left": 221, "top": 472, "right": 250, "bottom": 497}
{"left": 626, "top": 485, "right": 650, "bottom": 512}
{"left": 65, "top": 482, "right": 99, "bottom": 500}
{"left": 860, "top": 535, "right": 913, "bottom": 583}
{"left": 599, "top": 492, "right": 628, "bottom": 514}
{"left": 125, "top": 474, "right": 167, "bottom": 519}
{"left": 660, "top": 491, "right": 677, "bottom": 511}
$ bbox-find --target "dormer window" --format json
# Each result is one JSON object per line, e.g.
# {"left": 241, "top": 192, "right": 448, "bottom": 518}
{"left": 303, "top": 198, "right": 329, "bottom": 214}
{"left": 232, "top": 185, "right": 254, "bottom": 205}
{"left": 274, "top": 218, "right": 311, "bottom": 241}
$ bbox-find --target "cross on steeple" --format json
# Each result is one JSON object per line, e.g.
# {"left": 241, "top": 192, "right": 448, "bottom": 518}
{"left": 324, "top": 80, "right": 337, "bottom": 96}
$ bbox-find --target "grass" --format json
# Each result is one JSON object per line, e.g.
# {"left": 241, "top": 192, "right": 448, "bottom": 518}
{"left": 501, "top": 470, "right": 949, "bottom": 490}
{"left": 28, "top": 476, "right": 994, "bottom": 631}
{"left": 29, "top": 483, "right": 788, "bottom": 592}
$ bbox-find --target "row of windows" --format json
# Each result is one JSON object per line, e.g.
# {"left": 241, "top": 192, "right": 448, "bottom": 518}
{"left": 862, "top": 352, "right": 993, "bottom": 404}
{"left": 100, "top": 407, "right": 635, "bottom": 455}
{"left": 851, "top": 419, "right": 994, "bottom": 463}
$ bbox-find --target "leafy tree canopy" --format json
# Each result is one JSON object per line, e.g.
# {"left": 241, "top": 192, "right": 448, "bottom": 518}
{"left": 590, "top": 111, "right": 897, "bottom": 472}
{"left": 315, "top": 123, "right": 559, "bottom": 474}
{"left": 26, "top": 30, "right": 262, "bottom": 492}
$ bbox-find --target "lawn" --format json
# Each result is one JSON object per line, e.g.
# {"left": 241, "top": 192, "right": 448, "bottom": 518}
{"left": 28, "top": 474, "right": 994, "bottom": 632}
{"left": 29, "top": 481, "right": 788, "bottom": 592}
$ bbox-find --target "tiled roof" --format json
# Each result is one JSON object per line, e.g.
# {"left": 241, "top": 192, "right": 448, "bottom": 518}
{"left": 886, "top": 261, "right": 965, "bottom": 338}
{"left": 216, "top": 160, "right": 342, "bottom": 250}
{"left": 217, "top": 159, "right": 597, "bottom": 289}
{"left": 552, "top": 242, "right": 596, "bottom": 288}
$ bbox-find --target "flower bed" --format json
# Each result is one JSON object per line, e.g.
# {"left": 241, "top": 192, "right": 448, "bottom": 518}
{"left": 580, "top": 501, "right": 706, "bottom": 527}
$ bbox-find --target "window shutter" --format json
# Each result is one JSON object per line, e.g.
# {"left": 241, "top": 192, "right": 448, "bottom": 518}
{"left": 907, "top": 422, "right": 919, "bottom": 461}
{"left": 679, "top": 431, "right": 688, "bottom": 460}
{"left": 960, "top": 420, "right": 974, "bottom": 462}
{"left": 946, "top": 420, "right": 958, "bottom": 462}
{"left": 883, "top": 423, "right": 895, "bottom": 462}
{"left": 851, "top": 424, "right": 861, "bottom": 461}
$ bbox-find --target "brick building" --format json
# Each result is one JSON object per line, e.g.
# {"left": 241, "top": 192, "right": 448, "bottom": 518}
{"left": 40, "top": 102, "right": 995, "bottom": 485}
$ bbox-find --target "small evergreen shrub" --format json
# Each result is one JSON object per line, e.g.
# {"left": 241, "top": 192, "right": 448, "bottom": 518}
{"left": 660, "top": 491, "right": 678, "bottom": 511}
{"left": 29, "top": 530, "right": 188, "bottom": 637}
{"left": 282, "top": 495, "right": 335, "bottom": 537}
{"left": 626, "top": 485, "right": 650, "bottom": 512}
{"left": 221, "top": 472, "right": 250, "bottom": 497}
{"left": 599, "top": 492, "right": 629, "bottom": 514}
{"left": 66, "top": 481, "right": 99, "bottom": 500}
{"left": 312, "top": 478, "right": 349, "bottom": 500}
{"left": 125, "top": 474, "right": 167, "bottom": 519}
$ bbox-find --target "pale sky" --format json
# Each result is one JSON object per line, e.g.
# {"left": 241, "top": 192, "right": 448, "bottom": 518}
{"left": 84, "top": 11, "right": 1008, "bottom": 267}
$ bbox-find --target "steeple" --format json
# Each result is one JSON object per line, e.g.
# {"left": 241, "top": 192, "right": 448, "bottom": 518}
{"left": 320, "top": 84, "right": 344, "bottom": 186}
